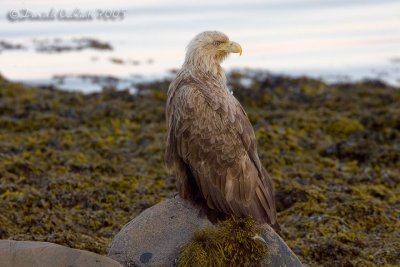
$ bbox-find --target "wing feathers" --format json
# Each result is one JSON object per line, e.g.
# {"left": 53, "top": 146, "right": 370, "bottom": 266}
{"left": 165, "top": 73, "right": 278, "bottom": 226}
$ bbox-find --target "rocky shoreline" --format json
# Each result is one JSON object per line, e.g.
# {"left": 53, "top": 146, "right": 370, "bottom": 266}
{"left": 0, "top": 71, "right": 399, "bottom": 266}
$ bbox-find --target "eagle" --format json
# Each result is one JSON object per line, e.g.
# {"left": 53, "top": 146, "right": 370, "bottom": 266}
{"left": 165, "top": 31, "right": 279, "bottom": 230}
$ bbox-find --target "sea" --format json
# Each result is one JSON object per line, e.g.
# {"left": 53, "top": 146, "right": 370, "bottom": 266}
{"left": 0, "top": 0, "right": 399, "bottom": 92}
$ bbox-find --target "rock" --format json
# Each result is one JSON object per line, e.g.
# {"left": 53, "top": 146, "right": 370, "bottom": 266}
{"left": 108, "top": 197, "right": 302, "bottom": 266}
{"left": 0, "top": 240, "right": 122, "bottom": 267}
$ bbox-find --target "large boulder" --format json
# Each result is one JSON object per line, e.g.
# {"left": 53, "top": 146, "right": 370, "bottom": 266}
{"left": 108, "top": 197, "right": 302, "bottom": 266}
{"left": 0, "top": 240, "right": 122, "bottom": 267}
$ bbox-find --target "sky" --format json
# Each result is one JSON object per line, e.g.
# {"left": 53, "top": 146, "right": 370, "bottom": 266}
{"left": 0, "top": 0, "right": 399, "bottom": 88}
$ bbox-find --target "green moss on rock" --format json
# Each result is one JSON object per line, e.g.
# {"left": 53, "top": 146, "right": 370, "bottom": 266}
{"left": 178, "top": 216, "right": 266, "bottom": 267}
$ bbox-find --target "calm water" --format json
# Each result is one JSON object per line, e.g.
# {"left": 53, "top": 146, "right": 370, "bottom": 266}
{"left": 1, "top": 0, "right": 399, "bottom": 91}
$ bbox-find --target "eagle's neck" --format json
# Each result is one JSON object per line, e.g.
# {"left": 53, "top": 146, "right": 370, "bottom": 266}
{"left": 183, "top": 61, "right": 227, "bottom": 86}
{"left": 183, "top": 51, "right": 226, "bottom": 83}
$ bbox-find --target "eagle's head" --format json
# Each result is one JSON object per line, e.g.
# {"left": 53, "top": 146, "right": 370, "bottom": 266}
{"left": 184, "top": 31, "right": 242, "bottom": 76}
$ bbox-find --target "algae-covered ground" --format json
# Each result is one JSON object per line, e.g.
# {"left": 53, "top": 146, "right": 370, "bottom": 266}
{"left": 0, "top": 71, "right": 399, "bottom": 266}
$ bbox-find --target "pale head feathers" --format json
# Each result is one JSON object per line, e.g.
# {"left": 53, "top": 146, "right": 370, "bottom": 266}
{"left": 184, "top": 31, "right": 241, "bottom": 77}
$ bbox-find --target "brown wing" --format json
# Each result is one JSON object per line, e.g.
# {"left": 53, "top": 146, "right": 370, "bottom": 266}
{"left": 166, "top": 83, "right": 278, "bottom": 227}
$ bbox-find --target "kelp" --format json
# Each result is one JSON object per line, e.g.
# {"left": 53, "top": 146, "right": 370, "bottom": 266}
{"left": 0, "top": 71, "right": 399, "bottom": 265}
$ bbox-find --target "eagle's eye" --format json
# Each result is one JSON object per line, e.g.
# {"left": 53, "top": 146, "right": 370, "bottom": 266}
{"left": 214, "top": 41, "right": 221, "bottom": 46}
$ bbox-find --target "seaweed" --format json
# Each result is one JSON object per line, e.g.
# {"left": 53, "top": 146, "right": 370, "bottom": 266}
{"left": 178, "top": 216, "right": 266, "bottom": 267}
{"left": 0, "top": 71, "right": 399, "bottom": 266}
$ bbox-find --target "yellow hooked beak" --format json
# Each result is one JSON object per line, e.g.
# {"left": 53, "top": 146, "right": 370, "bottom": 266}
{"left": 221, "top": 41, "right": 242, "bottom": 56}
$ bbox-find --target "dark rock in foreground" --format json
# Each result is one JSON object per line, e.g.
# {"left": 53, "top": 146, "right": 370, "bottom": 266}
{"left": 0, "top": 240, "right": 122, "bottom": 267}
{"left": 108, "top": 197, "right": 302, "bottom": 267}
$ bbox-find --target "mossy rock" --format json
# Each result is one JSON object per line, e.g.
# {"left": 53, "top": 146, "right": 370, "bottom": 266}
{"left": 108, "top": 197, "right": 302, "bottom": 267}
{"left": 178, "top": 216, "right": 267, "bottom": 267}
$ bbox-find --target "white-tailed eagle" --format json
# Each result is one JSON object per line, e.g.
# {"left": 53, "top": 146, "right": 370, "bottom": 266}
{"left": 165, "top": 31, "right": 279, "bottom": 230}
